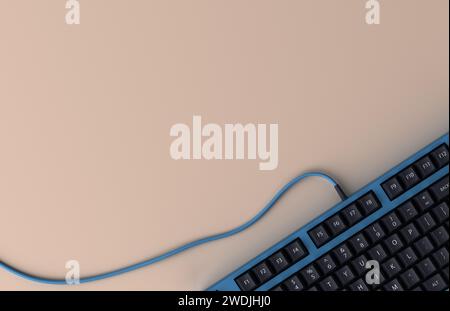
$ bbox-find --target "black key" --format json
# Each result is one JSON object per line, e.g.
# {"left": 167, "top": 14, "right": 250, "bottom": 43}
{"left": 422, "top": 274, "right": 447, "bottom": 291}
{"left": 236, "top": 273, "right": 257, "bottom": 291}
{"left": 397, "top": 201, "right": 418, "bottom": 222}
{"left": 416, "top": 213, "right": 436, "bottom": 234}
{"left": 382, "top": 177, "right": 404, "bottom": 200}
{"left": 358, "top": 193, "right": 381, "bottom": 215}
{"left": 351, "top": 255, "right": 368, "bottom": 276}
{"left": 384, "top": 234, "right": 404, "bottom": 255}
{"left": 267, "top": 252, "right": 289, "bottom": 273}
{"left": 340, "top": 204, "right": 363, "bottom": 226}
{"left": 335, "top": 265, "right": 355, "bottom": 286}
{"left": 252, "top": 262, "right": 273, "bottom": 283}
{"left": 348, "top": 234, "right": 370, "bottom": 254}
{"left": 443, "top": 266, "right": 449, "bottom": 282}
{"left": 432, "top": 202, "right": 449, "bottom": 223}
{"left": 349, "top": 279, "right": 369, "bottom": 291}
{"left": 318, "top": 276, "right": 339, "bottom": 291}
{"left": 366, "top": 266, "right": 385, "bottom": 288}
{"left": 307, "top": 286, "right": 318, "bottom": 291}
{"left": 430, "top": 145, "right": 449, "bottom": 168}
{"left": 415, "top": 156, "right": 437, "bottom": 178}
{"left": 397, "top": 247, "right": 418, "bottom": 268}
{"left": 414, "top": 237, "right": 435, "bottom": 258}
{"left": 381, "top": 212, "right": 402, "bottom": 234}
{"left": 325, "top": 215, "right": 347, "bottom": 236}
{"left": 398, "top": 167, "right": 421, "bottom": 189}
{"left": 382, "top": 258, "right": 402, "bottom": 279}
{"left": 299, "top": 265, "right": 320, "bottom": 286}
{"left": 315, "top": 254, "right": 337, "bottom": 275}
{"left": 283, "top": 275, "right": 304, "bottom": 291}
{"left": 430, "top": 226, "right": 449, "bottom": 247}
{"left": 271, "top": 285, "right": 284, "bottom": 291}
{"left": 332, "top": 244, "right": 353, "bottom": 264}
{"left": 413, "top": 191, "right": 435, "bottom": 212}
{"left": 431, "top": 248, "right": 449, "bottom": 268}
{"left": 400, "top": 223, "right": 420, "bottom": 244}
{"left": 365, "top": 222, "right": 386, "bottom": 243}
{"left": 400, "top": 269, "right": 420, "bottom": 289}
{"left": 383, "top": 279, "right": 403, "bottom": 291}
{"left": 415, "top": 258, "right": 436, "bottom": 279}
{"left": 284, "top": 240, "right": 307, "bottom": 262}
{"left": 309, "top": 225, "right": 330, "bottom": 247}
{"left": 367, "top": 244, "right": 388, "bottom": 262}
{"left": 429, "top": 176, "right": 449, "bottom": 202}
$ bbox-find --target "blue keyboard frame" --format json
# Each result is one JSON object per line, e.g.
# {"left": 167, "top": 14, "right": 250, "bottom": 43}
{"left": 208, "top": 133, "right": 449, "bottom": 291}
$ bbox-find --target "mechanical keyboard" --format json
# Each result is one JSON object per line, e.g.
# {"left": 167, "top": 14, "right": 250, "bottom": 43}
{"left": 208, "top": 134, "right": 449, "bottom": 291}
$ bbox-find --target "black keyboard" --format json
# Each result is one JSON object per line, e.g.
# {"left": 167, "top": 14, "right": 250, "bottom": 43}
{"left": 209, "top": 134, "right": 449, "bottom": 291}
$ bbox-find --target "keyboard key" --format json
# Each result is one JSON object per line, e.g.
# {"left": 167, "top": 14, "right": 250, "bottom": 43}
{"left": 283, "top": 275, "right": 304, "bottom": 291}
{"left": 267, "top": 252, "right": 289, "bottom": 273}
{"left": 299, "top": 265, "right": 320, "bottom": 286}
{"left": 413, "top": 191, "right": 435, "bottom": 212}
{"left": 367, "top": 244, "right": 388, "bottom": 262}
{"left": 357, "top": 192, "right": 381, "bottom": 215}
{"left": 414, "top": 236, "right": 435, "bottom": 258}
{"left": 333, "top": 244, "right": 353, "bottom": 264}
{"left": 236, "top": 273, "right": 257, "bottom": 291}
{"left": 335, "top": 265, "right": 355, "bottom": 286}
{"left": 383, "top": 279, "right": 403, "bottom": 291}
{"left": 252, "top": 262, "right": 273, "bottom": 283}
{"left": 382, "top": 258, "right": 402, "bottom": 279}
{"left": 416, "top": 213, "right": 436, "bottom": 234}
{"left": 398, "top": 167, "right": 420, "bottom": 189}
{"left": 397, "top": 201, "right": 418, "bottom": 222}
{"left": 429, "top": 176, "right": 449, "bottom": 202}
{"left": 397, "top": 247, "right": 418, "bottom": 268}
{"left": 430, "top": 226, "right": 449, "bottom": 247}
{"left": 270, "top": 285, "right": 284, "bottom": 291}
{"left": 381, "top": 212, "right": 402, "bottom": 234}
{"left": 340, "top": 204, "right": 363, "bottom": 226}
{"left": 382, "top": 177, "right": 404, "bottom": 200}
{"left": 315, "top": 254, "right": 337, "bottom": 275}
{"left": 348, "top": 234, "right": 369, "bottom": 254}
{"left": 430, "top": 145, "right": 449, "bottom": 168}
{"left": 415, "top": 258, "right": 436, "bottom": 279}
{"left": 309, "top": 225, "right": 330, "bottom": 247}
{"left": 400, "top": 269, "right": 420, "bottom": 289}
{"left": 400, "top": 223, "right": 420, "bottom": 244}
{"left": 351, "top": 255, "right": 368, "bottom": 276}
{"left": 349, "top": 279, "right": 369, "bottom": 291}
{"left": 384, "top": 234, "right": 404, "bottom": 255}
{"left": 284, "top": 240, "right": 307, "bottom": 262}
{"left": 367, "top": 268, "right": 385, "bottom": 288}
{"left": 422, "top": 274, "right": 447, "bottom": 291}
{"left": 325, "top": 215, "right": 347, "bottom": 236}
{"left": 364, "top": 222, "right": 386, "bottom": 243}
{"left": 415, "top": 156, "right": 437, "bottom": 178}
{"left": 432, "top": 202, "right": 449, "bottom": 223}
{"left": 443, "top": 266, "right": 449, "bottom": 282}
{"left": 431, "top": 248, "right": 449, "bottom": 269}
{"left": 318, "top": 276, "right": 339, "bottom": 291}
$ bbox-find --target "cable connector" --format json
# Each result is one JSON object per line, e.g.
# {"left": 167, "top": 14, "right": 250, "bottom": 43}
{"left": 334, "top": 184, "right": 348, "bottom": 201}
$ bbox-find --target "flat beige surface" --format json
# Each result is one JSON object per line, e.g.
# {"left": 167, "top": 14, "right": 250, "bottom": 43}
{"left": 0, "top": 0, "right": 448, "bottom": 290}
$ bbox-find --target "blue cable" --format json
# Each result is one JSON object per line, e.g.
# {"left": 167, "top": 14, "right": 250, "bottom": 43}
{"left": 0, "top": 172, "right": 345, "bottom": 285}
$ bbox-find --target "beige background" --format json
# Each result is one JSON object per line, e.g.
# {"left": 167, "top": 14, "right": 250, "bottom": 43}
{"left": 0, "top": 0, "right": 448, "bottom": 290}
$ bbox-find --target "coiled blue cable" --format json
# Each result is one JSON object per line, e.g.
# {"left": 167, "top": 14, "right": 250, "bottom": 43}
{"left": 0, "top": 172, "right": 345, "bottom": 285}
